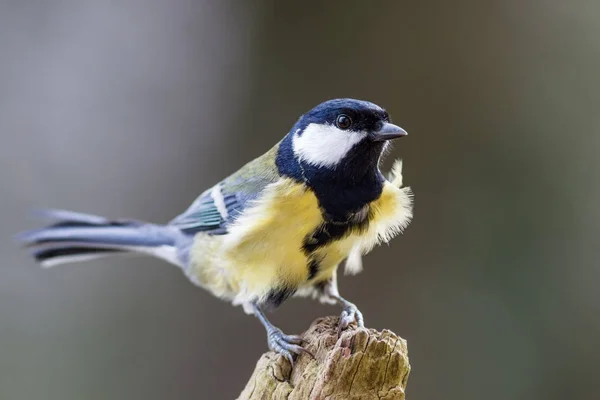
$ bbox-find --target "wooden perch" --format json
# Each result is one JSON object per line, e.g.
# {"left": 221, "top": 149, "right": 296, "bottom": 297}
{"left": 238, "top": 316, "right": 410, "bottom": 400}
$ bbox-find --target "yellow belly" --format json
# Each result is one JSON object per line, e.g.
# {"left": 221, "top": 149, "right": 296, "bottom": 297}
{"left": 187, "top": 175, "right": 412, "bottom": 306}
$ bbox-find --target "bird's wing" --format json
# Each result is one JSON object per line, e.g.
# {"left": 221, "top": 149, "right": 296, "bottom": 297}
{"left": 169, "top": 145, "right": 280, "bottom": 235}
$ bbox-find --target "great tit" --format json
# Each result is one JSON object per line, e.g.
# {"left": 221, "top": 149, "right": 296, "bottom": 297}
{"left": 19, "top": 98, "right": 413, "bottom": 363}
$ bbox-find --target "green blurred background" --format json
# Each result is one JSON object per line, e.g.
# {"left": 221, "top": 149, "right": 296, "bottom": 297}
{"left": 1, "top": 1, "right": 599, "bottom": 399}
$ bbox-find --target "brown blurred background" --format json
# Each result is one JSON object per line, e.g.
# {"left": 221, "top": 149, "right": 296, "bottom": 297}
{"left": 1, "top": 1, "right": 599, "bottom": 399}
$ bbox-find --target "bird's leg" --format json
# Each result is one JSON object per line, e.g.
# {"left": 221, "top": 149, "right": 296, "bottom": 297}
{"left": 251, "top": 303, "right": 310, "bottom": 366}
{"left": 315, "top": 273, "right": 365, "bottom": 335}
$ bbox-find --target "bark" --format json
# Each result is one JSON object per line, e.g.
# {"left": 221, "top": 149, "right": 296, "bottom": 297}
{"left": 238, "top": 316, "right": 410, "bottom": 400}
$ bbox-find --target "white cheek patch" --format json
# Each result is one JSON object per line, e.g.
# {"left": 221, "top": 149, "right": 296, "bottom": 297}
{"left": 292, "top": 123, "right": 366, "bottom": 168}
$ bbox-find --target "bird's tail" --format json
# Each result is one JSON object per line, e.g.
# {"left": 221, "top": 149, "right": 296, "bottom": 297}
{"left": 18, "top": 209, "right": 183, "bottom": 268}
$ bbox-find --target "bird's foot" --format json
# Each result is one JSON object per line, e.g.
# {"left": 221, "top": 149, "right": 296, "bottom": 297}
{"left": 338, "top": 302, "right": 365, "bottom": 336}
{"left": 267, "top": 328, "right": 311, "bottom": 366}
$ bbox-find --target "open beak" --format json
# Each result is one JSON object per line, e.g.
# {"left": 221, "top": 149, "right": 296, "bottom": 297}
{"left": 372, "top": 122, "right": 407, "bottom": 142}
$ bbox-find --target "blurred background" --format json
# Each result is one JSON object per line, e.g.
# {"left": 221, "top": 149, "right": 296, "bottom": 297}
{"left": 1, "top": 1, "right": 599, "bottom": 399}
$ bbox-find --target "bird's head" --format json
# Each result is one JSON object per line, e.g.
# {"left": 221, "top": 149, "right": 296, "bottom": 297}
{"left": 279, "top": 98, "right": 406, "bottom": 178}
{"left": 276, "top": 98, "right": 407, "bottom": 219}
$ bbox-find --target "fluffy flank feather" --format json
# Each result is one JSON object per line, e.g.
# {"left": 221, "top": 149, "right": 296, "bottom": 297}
{"left": 388, "top": 159, "right": 404, "bottom": 187}
{"left": 343, "top": 158, "right": 413, "bottom": 275}
{"left": 344, "top": 244, "right": 364, "bottom": 275}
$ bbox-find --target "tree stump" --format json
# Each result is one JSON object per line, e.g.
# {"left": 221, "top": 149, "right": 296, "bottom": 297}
{"left": 238, "top": 316, "right": 410, "bottom": 400}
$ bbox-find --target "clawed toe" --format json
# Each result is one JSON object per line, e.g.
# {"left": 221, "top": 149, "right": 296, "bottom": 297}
{"left": 337, "top": 303, "right": 364, "bottom": 336}
{"left": 267, "top": 329, "right": 311, "bottom": 366}
{"left": 283, "top": 334, "right": 303, "bottom": 345}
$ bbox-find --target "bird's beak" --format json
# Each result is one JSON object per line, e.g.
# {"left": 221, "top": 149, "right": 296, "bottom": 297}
{"left": 372, "top": 122, "right": 407, "bottom": 142}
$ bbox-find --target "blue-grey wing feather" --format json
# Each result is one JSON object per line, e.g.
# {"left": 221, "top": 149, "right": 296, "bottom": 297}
{"left": 169, "top": 188, "right": 242, "bottom": 234}
{"left": 169, "top": 189, "right": 223, "bottom": 232}
{"left": 169, "top": 145, "right": 280, "bottom": 235}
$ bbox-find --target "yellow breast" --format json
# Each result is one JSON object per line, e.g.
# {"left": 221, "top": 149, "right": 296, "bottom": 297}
{"left": 223, "top": 179, "right": 323, "bottom": 295}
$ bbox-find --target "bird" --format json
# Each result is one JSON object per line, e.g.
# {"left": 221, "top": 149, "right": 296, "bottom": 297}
{"left": 18, "top": 98, "right": 413, "bottom": 364}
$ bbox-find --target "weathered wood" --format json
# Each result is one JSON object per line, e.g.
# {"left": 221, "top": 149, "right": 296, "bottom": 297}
{"left": 238, "top": 316, "right": 410, "bottom": 400}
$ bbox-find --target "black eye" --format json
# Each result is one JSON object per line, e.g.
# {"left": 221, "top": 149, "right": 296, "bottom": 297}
{"left": 335, "top": 114, "right": 352, "bottom": 130}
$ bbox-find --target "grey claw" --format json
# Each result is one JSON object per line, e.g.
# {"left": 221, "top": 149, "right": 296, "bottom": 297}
{"left": 284, "top": 351, "right": 294, "bottom": 367}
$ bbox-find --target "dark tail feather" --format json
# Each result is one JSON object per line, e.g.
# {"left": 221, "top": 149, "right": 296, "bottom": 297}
{"left": 34, "top": 246, "right": 124, "bottom": 266}
{"left": 19, "top": 209, "right": 181, "bottom": 268}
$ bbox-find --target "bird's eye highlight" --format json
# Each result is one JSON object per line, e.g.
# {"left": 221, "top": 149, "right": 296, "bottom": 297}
{"left": 335, "top": 114, "right": 352, "bottom": 130}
